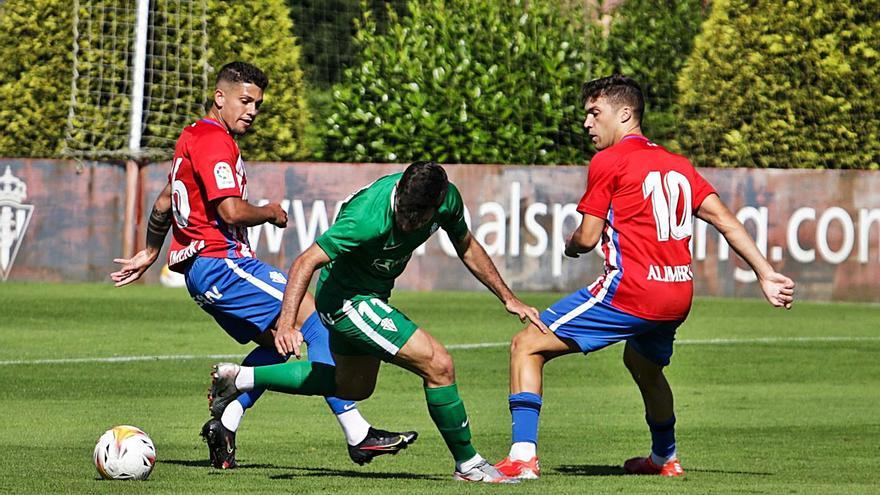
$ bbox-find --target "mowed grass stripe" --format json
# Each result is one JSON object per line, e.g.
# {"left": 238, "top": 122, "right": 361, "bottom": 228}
{"left": 2, "top": 335, "right": 878, "bottom": 366}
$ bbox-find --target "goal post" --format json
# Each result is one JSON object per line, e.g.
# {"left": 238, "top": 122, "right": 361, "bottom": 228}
{"left": 63, "top": 0, "right": 209, "bottom": 163}
{"left": 63, "top": 0, "right": 209, "bottom": 256}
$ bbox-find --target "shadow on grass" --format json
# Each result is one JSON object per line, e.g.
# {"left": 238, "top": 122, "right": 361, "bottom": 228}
{"left": 272, "top": 466, "right": 444, "bottom": 481}
{"left": 162, "top": 459, "right": 213, "bottom": 468}
{"left": 161, "top": 459, "right": 443, "bottom": 480}
{"left": 555, "top": 464, "right": 773, "bottom": 477}
{"left": 554, "top": 464, "right": 627, "bottom": 476}
{"left": 687, "top": 467, "right": 773, "bottom": 476}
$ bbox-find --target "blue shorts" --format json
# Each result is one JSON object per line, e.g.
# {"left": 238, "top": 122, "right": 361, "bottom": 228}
{"left": 541, "top": 288, "right": 683, "bottom": 366}
{"left": 185, "top": 256, "right": 289, "bottom": 344}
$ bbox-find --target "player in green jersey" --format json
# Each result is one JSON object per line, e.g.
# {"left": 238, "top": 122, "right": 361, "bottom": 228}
{"left": 208, "top": 161, "right": 547, "bottom": 483}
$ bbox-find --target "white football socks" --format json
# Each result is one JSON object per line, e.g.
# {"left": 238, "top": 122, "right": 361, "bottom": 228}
{"left": 509, "top": 441, "right": 536, "bottom": 461}
{"left": 234, "top": 366, "right": 255, "bottom": 390}
{"left": 456, "top": 453, "right": 486, "bottom": 473}
{"left": 220, "top": 401, "right": 244, "bottom": 432}
{"left": 336, "top": 409, "right": 371, "bottom": 446}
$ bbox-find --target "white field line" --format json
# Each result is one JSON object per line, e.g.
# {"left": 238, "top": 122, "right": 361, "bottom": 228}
{"left": 1, "top": 336, "right": 879, "bottom": 366}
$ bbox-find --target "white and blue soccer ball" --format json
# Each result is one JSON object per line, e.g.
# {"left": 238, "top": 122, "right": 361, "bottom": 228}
{"left": 93, "top": 425, "right": 156, "bottom": 480}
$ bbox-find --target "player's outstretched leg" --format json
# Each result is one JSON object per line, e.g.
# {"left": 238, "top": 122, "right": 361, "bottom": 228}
{"left": 393, "top": 329, "right": 518, "bottom": 483}
{"left": 300, "top": 312, "right": 419, "bottom": 465}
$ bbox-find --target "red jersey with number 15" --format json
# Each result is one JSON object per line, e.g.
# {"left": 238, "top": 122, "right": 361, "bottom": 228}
{"left": 577, "top": 135, "right": 716, "bottom": 321}
{"left": 166, "top": 119, "right": 253, "bottom": 272}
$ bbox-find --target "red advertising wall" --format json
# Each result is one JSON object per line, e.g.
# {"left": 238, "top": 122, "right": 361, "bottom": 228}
{"left": 2, "top": 159, "right": 879, "bottom": 302}
{"left": 0, "top": 160, "right": 126, "bottom": 283}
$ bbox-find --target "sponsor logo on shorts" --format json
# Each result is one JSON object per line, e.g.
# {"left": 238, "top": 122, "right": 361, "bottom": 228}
{"left": 193, "top": 285, "right": 223, "bottom": 307}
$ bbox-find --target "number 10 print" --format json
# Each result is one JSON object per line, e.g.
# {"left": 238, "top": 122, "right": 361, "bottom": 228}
{"left": 642, "top": 171, "right": 693, "bottom": 242}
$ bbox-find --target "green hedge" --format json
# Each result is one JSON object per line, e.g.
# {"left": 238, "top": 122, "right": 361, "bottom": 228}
{"left": 599, "top": 0, "right": 707, "bottom": 145}
{"left": 288, "top": 0, "right": 409, "bottom": 87}
{"left": 0, "top": 0, "right": 72, "bottom": 157}
{"left": 677, "top": 0, "right": 880, "bottom": 169}
{"left": 208, "top": 0, "right": 309, "bottom": 161}
{"left": 318, "top": 0, "right": 599, "bottom": 165}
{"left": 0, "top": 0, "right": 308, "bottom": 161}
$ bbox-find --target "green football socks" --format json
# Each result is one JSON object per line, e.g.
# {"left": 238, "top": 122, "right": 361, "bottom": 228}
{"left": 253, "top": 361, "right": 337, "bottom": 396}
{"left": 425, "top": 383, "right": 478, "bottom": 462}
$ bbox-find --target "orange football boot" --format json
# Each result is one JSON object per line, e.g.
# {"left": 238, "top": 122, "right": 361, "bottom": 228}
{"left": 623, "top": 455, "right": 684, "bottom": 477}
{"left": 494, "top": 456, "right": 540, "bottom": 479}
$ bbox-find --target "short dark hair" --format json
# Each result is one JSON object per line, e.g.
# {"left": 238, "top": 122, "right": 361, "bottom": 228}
{"left": 581, "top": 74, "right": 644, "bottom": 122}
{"left": 396, "top": 161, "right": 448, "bottom": 218}
{"left": 216, "top": 61, "right": 269, "bottom": 91}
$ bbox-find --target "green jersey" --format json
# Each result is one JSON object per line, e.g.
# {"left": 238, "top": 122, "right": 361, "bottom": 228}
{"left": 314, "top": 173, "right": 468, "bottom": 311}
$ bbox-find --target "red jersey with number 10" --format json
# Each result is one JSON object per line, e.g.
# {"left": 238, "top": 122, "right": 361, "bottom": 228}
{"left": 166, "top": 119, "right": 253, "bottom": 272}
{"left": 577, "top": 135, "right": 716, "bottom": 321}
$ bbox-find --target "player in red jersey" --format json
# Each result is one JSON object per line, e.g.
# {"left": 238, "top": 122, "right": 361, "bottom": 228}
{"left": 111, "top": 62, "right": 416, "bottom": 470}
{"left": 494, "top": 75, "right": 796, "bottom": 479}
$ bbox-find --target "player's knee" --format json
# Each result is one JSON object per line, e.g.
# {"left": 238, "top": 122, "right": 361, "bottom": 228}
{"left": 510, "top": 326, "right": 538, "bottom": 359}
{"left": 624, "top": 352, "right": 662, "bottom": 385}
{"left": 426, "top": 349, "right": 455, "bottom": 385}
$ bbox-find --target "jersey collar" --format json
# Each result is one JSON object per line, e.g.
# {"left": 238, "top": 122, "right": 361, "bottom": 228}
{"left": 620, "top": 134, "right": 648, "bottom": 142}
{"left": 200, "top": 118, "right": 228, "bottom": 133}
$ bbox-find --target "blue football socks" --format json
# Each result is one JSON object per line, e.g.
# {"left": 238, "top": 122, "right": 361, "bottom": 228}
{"left": 647, "top": 414, "right": 676, "bottom": 459}
{"left": 509, "top": 392, "right": 543, "bottom": 445}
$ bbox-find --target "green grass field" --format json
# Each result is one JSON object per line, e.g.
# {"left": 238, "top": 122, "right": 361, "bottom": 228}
{"left": 1, "top": 283, "right": 878, "bottom": 494}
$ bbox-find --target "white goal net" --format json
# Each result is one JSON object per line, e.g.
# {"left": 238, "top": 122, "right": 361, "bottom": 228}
{"left": 63, "top": 0, "right": 209, "bottom": 162}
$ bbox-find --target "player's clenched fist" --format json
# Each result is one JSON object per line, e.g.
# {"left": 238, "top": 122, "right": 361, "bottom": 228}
{"left": 265, "top": 203, "right": 288, "bottom": 228}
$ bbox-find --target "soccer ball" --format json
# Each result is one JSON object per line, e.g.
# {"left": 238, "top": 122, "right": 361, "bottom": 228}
{"left": 93, "top": 425, "right": 157, "bottom": 480}
{"left": 159, "top": 263, "right": 186, "bottom": 288}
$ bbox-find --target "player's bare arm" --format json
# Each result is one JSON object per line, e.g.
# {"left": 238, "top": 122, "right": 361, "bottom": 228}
{"left": 451, "top": 231, "right": 548, "bottom": 332}
{"left": 564, "top": 213, "right": 605, "bottom": 258}
{"left": 275, "top": 243, "right": 331, "bottom": 357}
{"left": 216, "top": 196, "right": 288, "bottom": 228}
{"left": 110, "top": 183, "right": 173, "bottom": 287}
{"left": 696, "top": 194, "right": 795, "bottom": 309}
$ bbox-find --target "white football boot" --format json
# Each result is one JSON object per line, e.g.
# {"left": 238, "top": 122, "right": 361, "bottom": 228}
{"left": 453, "top": 459, "right": 520, "bottom": 483}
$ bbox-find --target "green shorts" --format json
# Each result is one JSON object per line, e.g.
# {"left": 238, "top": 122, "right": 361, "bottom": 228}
{"left": 318, "top": 297, "right": 419, "bottom": 361}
